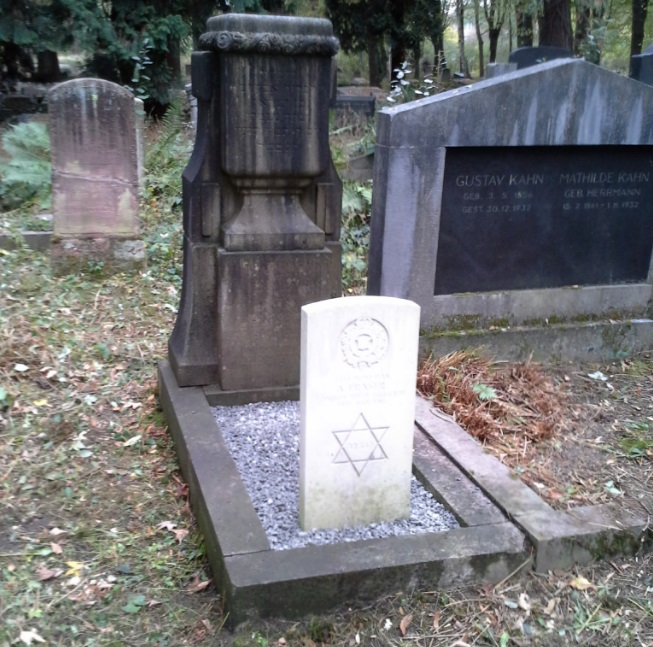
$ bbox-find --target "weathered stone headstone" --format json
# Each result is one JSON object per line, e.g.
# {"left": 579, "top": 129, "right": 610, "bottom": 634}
{"left": 299, "top": 296, "right": 420, "bottom": 530}
{"left": 368, "top": 59, "right": 653, "bottom": 346}
{"left": 168, "top": 14, "right": 342, "bottom": 393}
{"left": 508, "top": 45, "right": 574, "bottom": 69}
{"left": 49, "top": 78, "right": 145, "bottom": 275}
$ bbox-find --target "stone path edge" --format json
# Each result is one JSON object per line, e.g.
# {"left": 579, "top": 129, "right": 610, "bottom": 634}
{"left": 158, "top": 361, "right": 530, "bottom": 624}
{"left": 414, "top": 396, "right": 653, "bottom": 571}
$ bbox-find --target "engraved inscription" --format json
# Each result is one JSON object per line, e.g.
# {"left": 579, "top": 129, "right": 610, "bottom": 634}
{"left": 340, "top": 317, "right": 389, "bottom": 368}
{"left": 436, "top": 146, "right": 653, "bottom": 294}
{"left": 332, "top": 413, "right": 389, "bottom": 476}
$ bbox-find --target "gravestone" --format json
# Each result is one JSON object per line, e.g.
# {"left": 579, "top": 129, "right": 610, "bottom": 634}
{"left": 168, "top": 14, "right": 342, "bottom": 393}
{"left": 368, "top": 59, "right": 653, "bottom": 350}
{"left": 49, "top": 78, "right": 145, "bottom": 275}
{"left": 485, "top": 62, "right": 518, "bottom": 78}
{"left": 508, "top": 46, "right": 574, "bottom": 69}
{"left": 300, "top": 296, "right": 420, "bottom": 530}
{"left": 630, "top": 43, "right": 653, "bottom": 84}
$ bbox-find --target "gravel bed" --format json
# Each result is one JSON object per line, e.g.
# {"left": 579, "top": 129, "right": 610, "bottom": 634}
{"left": 212, "top": 401, "right": 459, "bottom": 550}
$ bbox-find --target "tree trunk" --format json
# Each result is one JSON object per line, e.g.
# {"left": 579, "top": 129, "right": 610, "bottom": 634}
{"left": 574, "top": 5, "right": 590, "bottom": 55}
{"left": 428, "top": 0, "right": 446, "bottom": 71}
{"left": 166, "top": 38, "right": 181, "bottom": 87}
{"left": 367, "top": 33, "right": 385, "bottom": 86}
{"left": 631, "top": 0, "right": 650, "bottom": 58}
{"left": 539, "top": 0, "right": 573, "bottom": 49}
{"left": 413, "top": 41, "right": 422, "bottom": 80}
{"left": 390, "top": 0, "right": 408, "bottom": 80}
{"left": 509, "top": 12, "right": 513, "bottom": 52}
{"left": 515, "top": 0, "right": 534, "bottom": 47}
{"left": 474, "top": 0, "right": 485, "bottom": 77}
{"left": 456, "top": 0, "right": 469, "bottom": 76}
{"left": 488, "top": 28, "right": 501, "bottom": 62}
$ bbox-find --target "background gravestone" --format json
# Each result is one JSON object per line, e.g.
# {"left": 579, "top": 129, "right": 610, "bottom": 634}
{"left": 168, "top": 14, "right": 342, "bottom": 393}
{"left": 508, "top": 46, "right": 574, "bottom": 69}
{"left": 630, "top": 43, "right": 653, "bottom": 84}
{"left": 49, "top": 78, "right": 145, "bottom": 275}
{"left": 368, "top": 59, "right": 653, "bottom": 338}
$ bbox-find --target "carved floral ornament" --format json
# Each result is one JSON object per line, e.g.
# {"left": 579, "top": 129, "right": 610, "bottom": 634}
{"left": 199, "top": 30, "right": 340, "bottom": 56}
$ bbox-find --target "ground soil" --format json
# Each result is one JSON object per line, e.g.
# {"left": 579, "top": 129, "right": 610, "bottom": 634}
{"left": 511, "top": 356, "right": 653, "bottom": 515}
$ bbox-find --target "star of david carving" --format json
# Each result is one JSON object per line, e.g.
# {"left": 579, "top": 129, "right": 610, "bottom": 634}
{"left": 332, "top": 413, "right": 389, "bottom": 477}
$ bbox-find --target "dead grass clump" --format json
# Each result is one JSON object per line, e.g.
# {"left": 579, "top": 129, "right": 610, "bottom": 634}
{"left": 417, "top": 350, "right": 570, "bottom": 456}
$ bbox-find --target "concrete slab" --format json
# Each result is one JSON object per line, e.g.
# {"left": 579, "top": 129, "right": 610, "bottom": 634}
{"left": 415, "top": 396, "right": 653, "bottom": 572}
{"left": 158, "top": 361, "right": 530, "bottom": 624}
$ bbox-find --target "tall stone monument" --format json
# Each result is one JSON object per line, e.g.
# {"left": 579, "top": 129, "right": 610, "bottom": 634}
{"left": 49, "top": 78, "right": 145, "bottom": 275}
{"left": 169, "top": 14, "right": 342, "bottom": 393}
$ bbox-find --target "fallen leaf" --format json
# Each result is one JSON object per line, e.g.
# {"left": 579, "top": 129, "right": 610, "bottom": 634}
{"left": 19, "top": 629, "right": 45, "bottom": 645}
{"left": 65, "top": 561, "right": 85, "bottom": 577}
{"left": 432, "top": 610, "right": 440, "bottom": 630}
{"left": 173, "top": 528, "right": 189, "bottom": 544}
{"left": 51, "top": 542, "right": 63, "bottom": 555}
{"left": 399, "top": 613, "right": 413, "bottom": 636}
{"left": 518, "top": 592, "right": 531, "bottom": 612}
{"left": 187, "top": 575, "right": 211, "bottom": 593}
{"left": 14, "top": 363, "right": 29, "bottom": 372}
{"left": 36, "top": 564, "right": 63, "bottom": 581}
{"left": 157, "top": 521, "right": 176, "bottom": 531}
{"left": 123, "top": 434, "right": 141, "bottom": 447}
{"left": 543, "top": 598, "right": 557, "bottom": 615}
{"left": 49, "top": 527, "right": 66, "bottom": 536}
{"left": 569, "top": 576, "right": 593, "bottom": 590}
{"left": 147, "top": 599, "right": 162, "bottom": 607}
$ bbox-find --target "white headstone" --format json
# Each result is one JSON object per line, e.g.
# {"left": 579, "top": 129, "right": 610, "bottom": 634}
{"left": 299, "top": 296, "right": 420, "bottom": 531}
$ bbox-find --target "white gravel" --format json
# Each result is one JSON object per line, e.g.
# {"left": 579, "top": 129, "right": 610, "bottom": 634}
{"left": 212, "top": 400, "right": 459, "bottom": 550}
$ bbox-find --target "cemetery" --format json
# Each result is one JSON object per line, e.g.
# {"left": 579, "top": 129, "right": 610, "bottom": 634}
{"left": 1, "top": 7, "right": 653, "bottom": 647}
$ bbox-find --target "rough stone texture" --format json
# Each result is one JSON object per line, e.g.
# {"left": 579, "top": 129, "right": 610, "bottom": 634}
{"left": 169, "top": 15, "right": 342, "bottom": 390}
{"left": 300, "top": 297, "right": 420, "bottom": 530}
{"left": 158, "top": 360, "right": 530, "bottom": 624}
{"left": 368, "top": 60, "right": 653, "bottom": 332}
{"left": 48, "top": 78, "right": 144, "bottom": 275}
{"left": 414, "top": 396, "right": 653, "bottom": 573}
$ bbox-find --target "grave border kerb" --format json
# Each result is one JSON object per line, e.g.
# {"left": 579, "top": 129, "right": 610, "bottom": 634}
{"left": 157, "top": 360, "right": 529, "bottom": 624}
{"left": 413, "top": 396, "right": 653, "bottom": 572}
{"left": 368, "top": 58, "right": 653, "bottom": 330}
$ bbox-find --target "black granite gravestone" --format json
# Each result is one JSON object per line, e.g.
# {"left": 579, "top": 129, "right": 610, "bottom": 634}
{"left": 508, "top": 46, "right": 574, "bottom": 69}
{"left": 435, "top": 146, "right": 653, "bottom": 294}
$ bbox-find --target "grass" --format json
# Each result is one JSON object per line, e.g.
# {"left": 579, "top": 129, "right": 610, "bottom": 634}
{"left": 1, "top": 120, "right": 652, "bottom": 646}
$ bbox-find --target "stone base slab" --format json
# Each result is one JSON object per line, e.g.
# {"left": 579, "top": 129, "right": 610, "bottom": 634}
{"left": 158, "top": 361, "right": 529, "bottom": 624}
{"left": 51, "top": 237, "right": 146, "bottom": 276}
{"left": 420, "top": 318, "right": 653, "bottom": 363}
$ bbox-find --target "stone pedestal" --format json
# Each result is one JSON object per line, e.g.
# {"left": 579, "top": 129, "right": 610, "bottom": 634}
{"left": 168, "top": 15, "right": 342, "bottom": 391}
